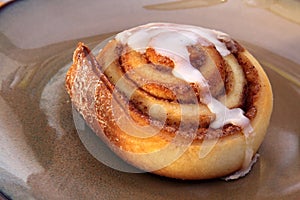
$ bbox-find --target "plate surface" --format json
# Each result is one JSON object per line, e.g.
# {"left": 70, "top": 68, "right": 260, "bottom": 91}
{"left": 0, "top": 0, "right": 299, "bottom": 199}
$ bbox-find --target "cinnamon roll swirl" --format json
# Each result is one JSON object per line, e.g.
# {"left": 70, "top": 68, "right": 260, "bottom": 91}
{"left": 65, "top": 23, "right": 273, "bottom": 180}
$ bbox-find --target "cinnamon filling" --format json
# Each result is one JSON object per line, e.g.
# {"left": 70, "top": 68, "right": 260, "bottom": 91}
{"left": 69, "top": 36, "right": 260, "bottom": 141}
{"left": 96, "top": 39, "right": 260, "bottom": 140}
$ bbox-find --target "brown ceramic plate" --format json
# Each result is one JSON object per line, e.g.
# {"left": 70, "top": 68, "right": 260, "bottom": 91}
{"left": 0, "top": 0, "right": 299, "bottom": 199}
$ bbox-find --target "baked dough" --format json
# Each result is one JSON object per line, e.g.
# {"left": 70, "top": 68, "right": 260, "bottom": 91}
{"left": 65, "top": 23, "right": 273, "bottom": 180}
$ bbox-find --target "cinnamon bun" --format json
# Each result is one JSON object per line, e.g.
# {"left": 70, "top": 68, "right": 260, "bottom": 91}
{"left": 65, "top": 23, "right": 273, "bottom": 180}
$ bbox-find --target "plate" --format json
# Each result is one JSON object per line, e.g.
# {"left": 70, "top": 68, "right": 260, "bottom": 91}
{"left": 0, "top": 0, "right": 299, "bottom": 199}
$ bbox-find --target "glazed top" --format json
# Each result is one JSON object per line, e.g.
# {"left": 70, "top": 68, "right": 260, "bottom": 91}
{"left": 115, "top": 23, "right": 252, "bottom": 135}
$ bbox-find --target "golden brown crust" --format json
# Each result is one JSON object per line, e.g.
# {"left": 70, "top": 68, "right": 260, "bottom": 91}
{"left": 66, "top": 36, "right": 273, "bottom": 180}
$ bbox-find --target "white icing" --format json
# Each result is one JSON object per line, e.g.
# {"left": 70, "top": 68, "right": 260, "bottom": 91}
{"left": 116, "top": 23, "right": 252, "bottom": 131}
{"left": 207, "top": 98, "right": 252, "bottom": 131}
{"left": 222, "top": 153, "right": 259, "bottom": 181}
{"left": 116, "top": 22, "right": 231, "bottom": 56}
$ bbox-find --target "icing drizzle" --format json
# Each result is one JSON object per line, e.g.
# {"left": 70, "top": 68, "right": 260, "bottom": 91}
{"left": 116, "top": 23, "right": 252, "bottom": 130}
